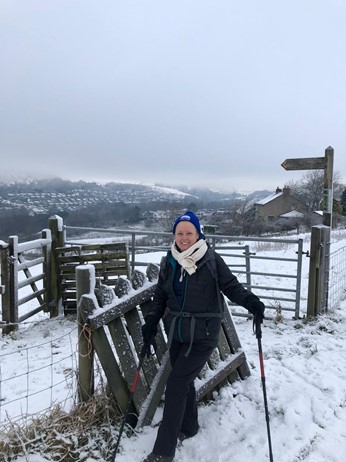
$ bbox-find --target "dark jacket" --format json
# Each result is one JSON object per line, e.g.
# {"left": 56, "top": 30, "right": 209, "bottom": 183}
{"left": 146, "top": 247, "right": 260, "bottom": 353}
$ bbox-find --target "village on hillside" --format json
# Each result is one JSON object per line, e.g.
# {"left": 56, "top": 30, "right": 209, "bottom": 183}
{"left": 0, "top": 175, "right": 346, "bottom": 241}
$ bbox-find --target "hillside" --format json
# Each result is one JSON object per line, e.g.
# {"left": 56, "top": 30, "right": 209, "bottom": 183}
{"left": 0, "top": 178, "right": 198, "bottom": 214}
{"left": 0, "top": 177, "right": 273, "bottom": 241}
{"left": 0, "top": 177, "right": 256, "bottom": 213}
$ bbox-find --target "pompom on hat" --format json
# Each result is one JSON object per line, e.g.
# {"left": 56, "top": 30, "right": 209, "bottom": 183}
{"left": 172, "top": 211, "right": 204, "bottom": 238}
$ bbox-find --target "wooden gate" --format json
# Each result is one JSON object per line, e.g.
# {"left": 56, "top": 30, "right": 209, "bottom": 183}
{"left": 77, "top": 264, "right": 250, "bottom": 428}
{"left": 0, "top": 231, "right": 51, "bottom": 333}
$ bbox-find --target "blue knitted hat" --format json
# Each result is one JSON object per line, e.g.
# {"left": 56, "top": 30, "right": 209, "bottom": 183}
{"left": 172, "top": 211, "right": 203, "bottom": 238}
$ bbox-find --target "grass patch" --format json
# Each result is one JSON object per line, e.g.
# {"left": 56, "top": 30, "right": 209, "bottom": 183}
{"left": 0, "top": 389, "right": 125, "bottom": 461}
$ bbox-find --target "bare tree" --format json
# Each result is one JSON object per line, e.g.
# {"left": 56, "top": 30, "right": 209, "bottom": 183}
{"left": 341, "top": 188, "right": 346, "bottom": 216}
{"left": 290, "top": 171, "right": 343, "bottom": 211}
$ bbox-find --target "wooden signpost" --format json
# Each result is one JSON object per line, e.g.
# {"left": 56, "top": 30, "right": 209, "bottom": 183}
{"left": 282, "top": 146, "right": 334, "bottom": 316}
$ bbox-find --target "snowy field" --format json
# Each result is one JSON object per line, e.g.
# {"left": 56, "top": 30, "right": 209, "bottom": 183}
{"left": 1, "top": 231, "right": 346, "bottom": 461}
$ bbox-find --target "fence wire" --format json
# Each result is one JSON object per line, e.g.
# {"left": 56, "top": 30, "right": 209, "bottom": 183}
{"left": 0, "top": 326, "right": 78, "bottom": 426}
{"left": 329, "top": 245, "right": 346, "bottom": 309}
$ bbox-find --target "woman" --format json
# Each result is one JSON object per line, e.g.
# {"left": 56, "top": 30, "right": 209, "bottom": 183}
{"left": 141, "top": 211, "right": 265, "bottom": 462}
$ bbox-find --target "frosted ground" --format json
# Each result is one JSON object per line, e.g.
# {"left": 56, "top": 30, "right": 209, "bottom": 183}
{"left": 1, "top": 230, "right": 346, "bottom": 461}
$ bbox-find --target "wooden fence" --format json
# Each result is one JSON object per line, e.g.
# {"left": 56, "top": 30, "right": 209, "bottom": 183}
{"left": 0, "top": 216, "right": 132, "bottom": 331}
{"left": 76, "top": 264, "right": 250, "bottom": 428}
{"left": 0, "top": 214, "right": 337, "bottom": 334}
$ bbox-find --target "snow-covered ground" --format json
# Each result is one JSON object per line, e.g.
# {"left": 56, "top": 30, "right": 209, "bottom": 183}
{"left": 1, "top": 231, "right": 346, "bottom": 461}
{"left": 116, "top": 308, "right": 346, "bottom": 462}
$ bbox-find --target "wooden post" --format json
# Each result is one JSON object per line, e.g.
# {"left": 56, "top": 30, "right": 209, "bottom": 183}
{"left": 1, "top": 242, "right": 11, "bottom": 334}
{"left": 244, "top": 245, "right": 252, "bottom": 289}
{"left": 307, "top": 225, "right": 330, "bottom": 317}
{"left": 7, "top": 236, "right": 19, "bottom": 332}
{"left": 76, "top": 264, "right": 96, "bottom": 402}
{"left": 41, "top": 229, "right": 52, "bottom": 313}
{"left": 48, "top": 215, "right": 65, "bottom": 317}
{"left": 322, "top": 148, "right": 334, "bottom": 311}
{"left": 322, "top": 146, "right": 334, "bottom": 227}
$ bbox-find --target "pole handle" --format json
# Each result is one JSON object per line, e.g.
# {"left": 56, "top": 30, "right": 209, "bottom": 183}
{"left": 253, "top": 313, "right": 262, "bottom": 339}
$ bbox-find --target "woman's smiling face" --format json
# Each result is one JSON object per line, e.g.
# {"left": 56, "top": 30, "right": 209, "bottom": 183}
{"left": 174, "top": 221, "right": 199, "bottom": 251}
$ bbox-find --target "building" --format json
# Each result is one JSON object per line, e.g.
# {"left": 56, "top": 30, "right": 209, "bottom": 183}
{"left": 254, "top": 187, "right": 308, "bottom": 221}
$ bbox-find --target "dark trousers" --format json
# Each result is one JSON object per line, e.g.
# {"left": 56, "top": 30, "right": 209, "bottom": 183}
{"left": 152, "top": 338, "right": 216, "bottom": 457}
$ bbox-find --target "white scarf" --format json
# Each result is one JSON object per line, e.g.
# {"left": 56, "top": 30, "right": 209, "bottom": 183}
{"left": 171, "top": 239, "right": 208, "bottom": 281}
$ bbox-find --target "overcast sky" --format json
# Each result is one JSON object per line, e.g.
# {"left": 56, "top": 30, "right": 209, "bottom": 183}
{"left": 1, "top": 1, "right": 345, "bottom": 192}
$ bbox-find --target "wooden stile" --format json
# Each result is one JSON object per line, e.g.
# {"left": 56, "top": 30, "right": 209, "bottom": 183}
{"left": 77, "top": 264, "right": 251, "bottom": 429}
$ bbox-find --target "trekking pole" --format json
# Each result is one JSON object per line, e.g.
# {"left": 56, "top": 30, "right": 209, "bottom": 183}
{"left": 112, "top": 341, "right": 150, "bottom": 461}
{"left": 254, "top": 315, "right": 274, "bottom": 462}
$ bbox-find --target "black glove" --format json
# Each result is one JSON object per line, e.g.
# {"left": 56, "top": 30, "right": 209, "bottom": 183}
{"left": 141, "top": 319, "right": 158, "bottom": 354}
{"left": 246, "top": 299, "right": 265, "bottom": 323}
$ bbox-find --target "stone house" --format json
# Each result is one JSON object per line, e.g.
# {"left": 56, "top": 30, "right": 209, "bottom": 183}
{"left": 254, "top": 187, "right": 308, "bottom": 221}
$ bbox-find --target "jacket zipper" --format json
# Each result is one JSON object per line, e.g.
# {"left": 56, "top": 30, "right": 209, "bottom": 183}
{"left": 177, "top": 272, "right": 188, "bottom": 342}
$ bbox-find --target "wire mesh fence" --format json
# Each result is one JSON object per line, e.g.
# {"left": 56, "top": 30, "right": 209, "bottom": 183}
{"left": 329, "top": 245, "right": 346, "bottom": 309}
{"left": 0, "top": 324, "right": 78, "bottom": 426}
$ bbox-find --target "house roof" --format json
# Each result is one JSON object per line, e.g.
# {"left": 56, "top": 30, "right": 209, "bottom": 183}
{"left": 255, "top": 191, "right": 282, "bottom": 206}
{"left": 280, "top": 211, "right": 305, "bottom": 219}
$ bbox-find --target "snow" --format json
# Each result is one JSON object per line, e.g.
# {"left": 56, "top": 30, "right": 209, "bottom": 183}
{"left": 17, "top": 237, "right": 51, "bottom": 253}
{"left": 105, "top": 309, "right": 346, "bottom": 462}
{"left": 148, "top": 184, "right": 196, "bottom": 198}
{"left": 49, "top": 214, "right": 64, "bottom": 231}
{"left": 280, "top": 211, "right": 305, "bottom": 219}
{"left": 1, "top": 232, "right": 346, "bottom": 461}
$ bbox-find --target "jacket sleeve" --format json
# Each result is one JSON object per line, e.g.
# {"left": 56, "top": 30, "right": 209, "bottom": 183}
{"left": 144, "top": 257, "right": 168, "bottom": 325}
{"left": 215, "top": 252, "right": 260, "bottom": 310}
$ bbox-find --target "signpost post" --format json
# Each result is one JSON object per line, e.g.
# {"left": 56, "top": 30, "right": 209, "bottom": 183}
{"left": 281, "top": 146, "right": 334, "bottom": 316}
